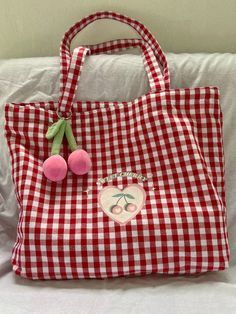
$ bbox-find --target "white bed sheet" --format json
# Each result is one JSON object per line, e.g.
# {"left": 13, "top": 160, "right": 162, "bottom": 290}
{"left": 1, "top": 53, "right": 236, "bottom": 314}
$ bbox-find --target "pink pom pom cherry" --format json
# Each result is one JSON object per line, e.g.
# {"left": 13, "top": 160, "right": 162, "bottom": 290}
{"left": 43, "top": 155, "right": 67, "bottom": 182}
{"left": 68, "top": 149, "right": 92, "bottom": 175}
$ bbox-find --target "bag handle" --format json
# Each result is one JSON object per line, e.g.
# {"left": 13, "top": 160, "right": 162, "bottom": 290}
{"left": 58, "top": 46, "right": 90, "bottom": 118}
{"left": 59, "top": 11, "right": 170, "bottom": 95}
{"left": 86, "top": 38, "right": 165, "bottom": 90}
{"left": 58, "top": 38, "right": 164, "bottom": 115}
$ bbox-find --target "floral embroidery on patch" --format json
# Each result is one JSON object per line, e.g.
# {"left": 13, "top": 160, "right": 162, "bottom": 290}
{"left": 98, "top": 184, "right": 146, "bottom": 225}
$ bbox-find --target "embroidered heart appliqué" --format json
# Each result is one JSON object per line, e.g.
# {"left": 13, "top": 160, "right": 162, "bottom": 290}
{"left": 98, "top": 184, "right": 146, "bottom": 225}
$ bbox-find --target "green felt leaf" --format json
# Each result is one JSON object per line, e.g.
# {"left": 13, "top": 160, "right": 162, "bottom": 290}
{"left": 112, "top": 193, "right": 124, "bottom": 197}
{"left": 125, "top": 193, "right": 135, "bottom": 199}
{"left": 46, "top": 118, "right": 64, "bottom": 140}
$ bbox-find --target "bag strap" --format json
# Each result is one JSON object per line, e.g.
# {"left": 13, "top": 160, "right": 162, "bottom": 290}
{"left": 59, "top": 11, "right": 170, "bottom": 94}
{"left": 86, "top": 38, "right": 165, "bottom": 91}
{"left": 58, "top": 39, "right": 164, "bottom": 115}
{"left": 58, "top": 47, "right": 90, "bottom": 118}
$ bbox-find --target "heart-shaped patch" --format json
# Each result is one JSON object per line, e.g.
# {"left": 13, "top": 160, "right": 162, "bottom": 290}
{"left": 98, "top": 184, "right": 146, "bottom": 225}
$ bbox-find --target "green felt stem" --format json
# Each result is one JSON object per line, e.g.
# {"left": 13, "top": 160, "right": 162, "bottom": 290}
{"left": 51, "top": 120, "right": 66, "bottom": 155}
{"left": 65, "top": 121, "right": 78, "bottom": 152}
{"left": 46, "top": 118, "right": 64, "bottom": 140}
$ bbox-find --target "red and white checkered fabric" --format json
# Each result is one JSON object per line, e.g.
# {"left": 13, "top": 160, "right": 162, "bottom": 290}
{"left": 5, "top": 11, "right": 229, "bottom": 280}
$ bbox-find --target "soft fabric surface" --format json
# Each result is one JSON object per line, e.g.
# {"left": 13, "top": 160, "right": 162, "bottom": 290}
{"left": 0, "top": 53, "right": 236, "bottom": 313}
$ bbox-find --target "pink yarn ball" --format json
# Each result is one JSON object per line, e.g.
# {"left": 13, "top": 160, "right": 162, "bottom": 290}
{"left": 43, "top": 155, "right": 67, "bottom": 182}
{"left": 68, "top": 149, "right": 92, "bottom": 175}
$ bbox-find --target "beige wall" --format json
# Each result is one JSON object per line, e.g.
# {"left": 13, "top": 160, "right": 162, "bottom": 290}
{"left": 0, "top": 0, "right": 236, "bottom": 59}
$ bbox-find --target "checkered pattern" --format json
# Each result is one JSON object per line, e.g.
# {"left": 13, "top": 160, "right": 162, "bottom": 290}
{"left": 4, "top": 11, "right": 229, "bottom": 280}
{"left": 59, "top": 46, "right": 90, "bottom": 115}
{"left": 85, "top": 38, "right": 166, "bottom": 92}
{"left": 60, "top": 11, "right": 170, "bottom": 96}
{"left": 59, "top": 38, "right": 165, "bottom": 114}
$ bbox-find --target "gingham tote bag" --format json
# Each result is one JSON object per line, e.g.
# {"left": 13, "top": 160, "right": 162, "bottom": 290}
{"left": 5, "top": 11, "right": 229, "bottom": 280}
